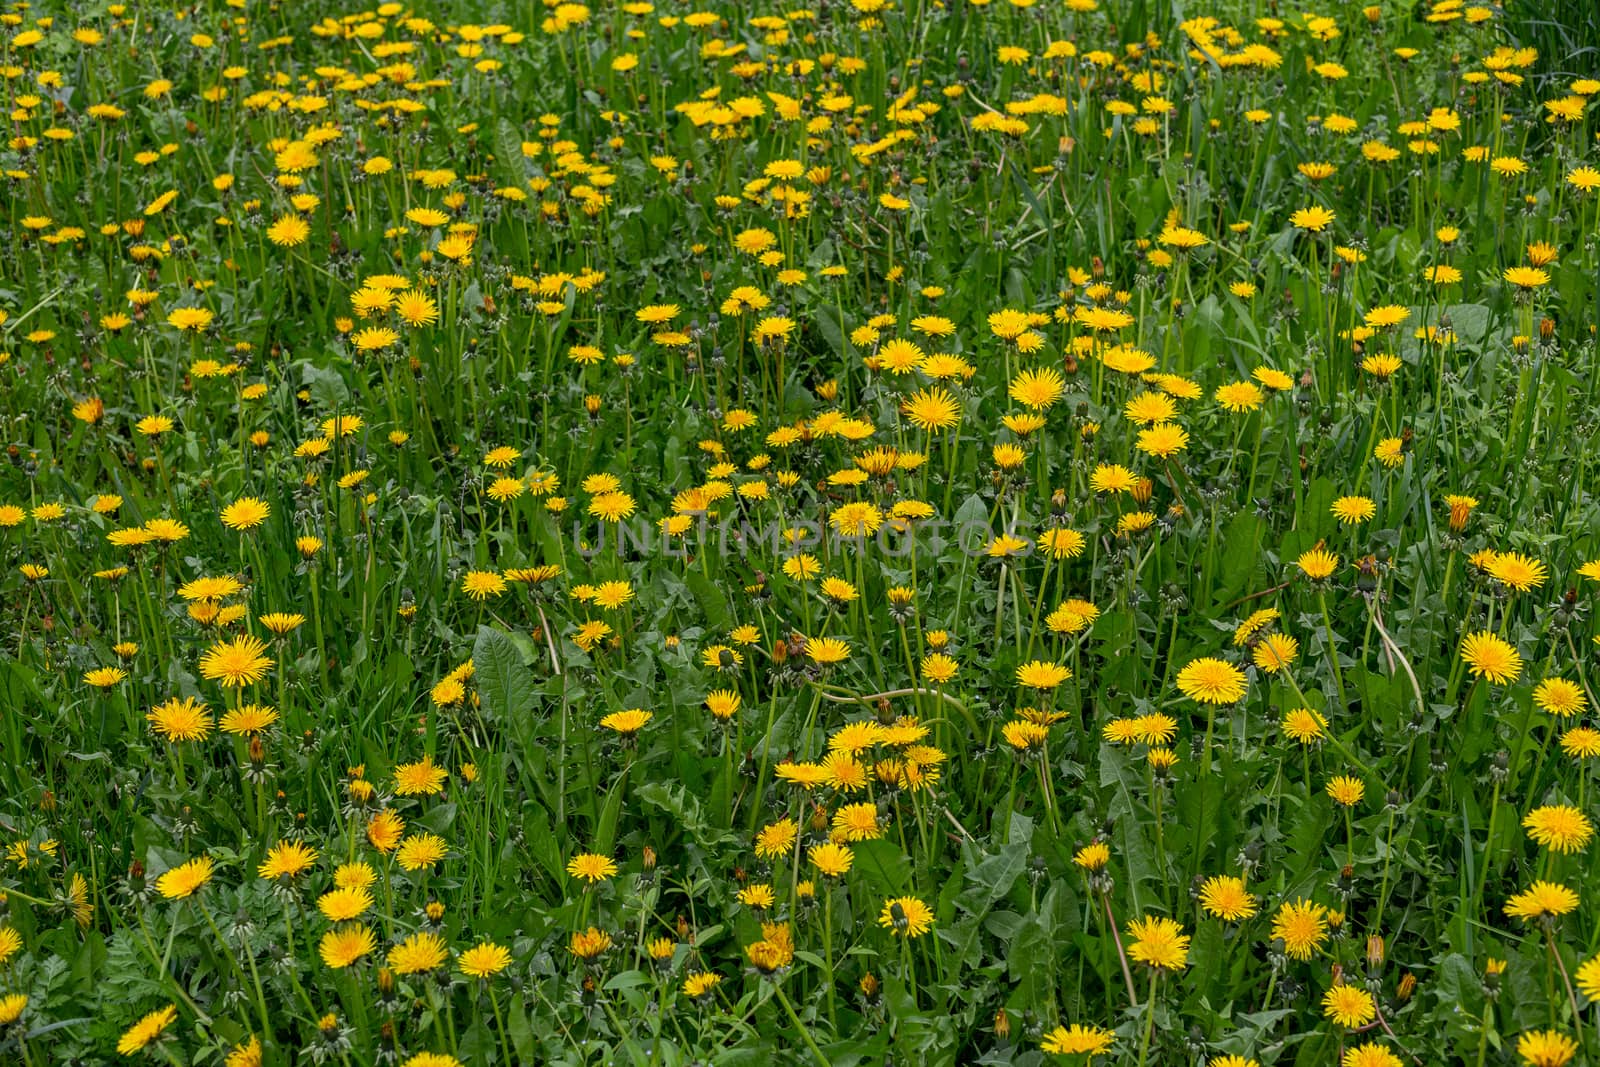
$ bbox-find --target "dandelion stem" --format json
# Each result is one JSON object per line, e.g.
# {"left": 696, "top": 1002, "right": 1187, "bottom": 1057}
{"left": 1319, "top": 591, "right": 1349, "bottom": 712}
{"left": 1102, "top": 893, "right": 1138, "bottom": 1008}
{"left": 772, "top": 982, "right": 831, "bottom": 1067}
{"left": 1136, "top": 973, "right": 1160, "bottom": 1067}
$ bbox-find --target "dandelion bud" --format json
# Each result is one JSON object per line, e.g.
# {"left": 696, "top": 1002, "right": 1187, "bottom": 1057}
{"left": 1132, "top": 477, "right": 1154, "bottom": 505}
{"left": 642, "top": 845, "right": 657, "bottom": 870}
{"left": 1366, "top": 935, "right": 1385, "bottom": 970}
{"left": 377, "top": 968, "right": 395, "bottom": 996}
{"left": 1355, "top": 557, "right": 1379, "bottom": 594}
{"left": 1540, "top": 317, "right": 1555, "bottom": 340}
{"left": 1397, "top": 972, "right": 1415, "bottom": 1000}
{"left": 584, "top": 394, "right": 601, "bottom": 416}
{"left": 1363, "top": 5, "right": 1381, "bottom": 22}
{"left": 1483, "top": 959, "right": 1506, "bottom": 1000}
{"left": 994, "top": 1008, "right": 1011, "bottom": 1039}
{"left": 248, "top": 736, "right": 266, "bottom": 765}
{"left": 860, "top": 972, "right": 880, "bottom": 998}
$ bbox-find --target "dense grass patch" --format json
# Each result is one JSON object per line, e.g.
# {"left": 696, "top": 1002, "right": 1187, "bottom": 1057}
{"left": 2, "top": 1, "right": 1600, "bottom": 1064}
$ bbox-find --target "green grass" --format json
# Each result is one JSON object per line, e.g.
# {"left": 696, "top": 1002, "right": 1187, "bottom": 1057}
{"left": 1, "top": 1, "right": 1599, "bottom": 1065}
